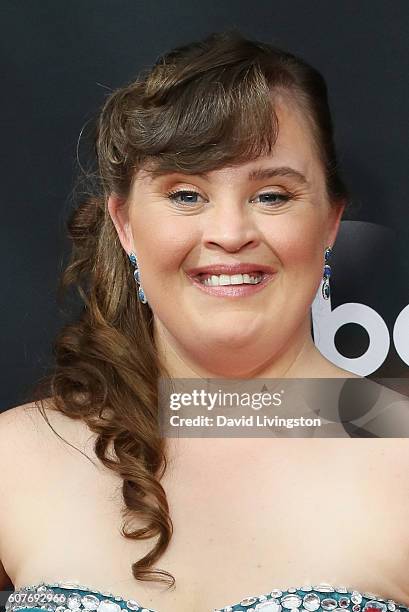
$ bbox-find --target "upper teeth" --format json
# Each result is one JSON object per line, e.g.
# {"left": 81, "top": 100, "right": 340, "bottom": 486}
{"left": 199, "top": 273, "right": 263, "bottom": 286}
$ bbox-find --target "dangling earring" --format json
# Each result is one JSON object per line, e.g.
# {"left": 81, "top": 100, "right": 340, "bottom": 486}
{"left": 128, "top": 251, "right": 148, "bottom": 304}
{"left": 322, "top": 246, "right": 332, "bottom": 300}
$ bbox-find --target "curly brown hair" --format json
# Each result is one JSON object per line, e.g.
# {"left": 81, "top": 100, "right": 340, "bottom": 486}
{"left": 29, "top": 28, "right": 350, "bottom": 589}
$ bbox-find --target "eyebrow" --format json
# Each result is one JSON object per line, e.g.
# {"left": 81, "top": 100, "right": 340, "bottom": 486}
{"left": 156, "top": 166, "right": 309, "bottom": 187}
{"left": 246, "top": 166, "right": 309, "bottom": 186}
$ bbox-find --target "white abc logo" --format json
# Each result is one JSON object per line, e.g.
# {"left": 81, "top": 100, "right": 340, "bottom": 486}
{"left": 312, "top": 280, "right": 409, "bottom": 376}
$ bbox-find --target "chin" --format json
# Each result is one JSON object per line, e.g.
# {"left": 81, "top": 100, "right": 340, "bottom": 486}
{"left": 207, "top": 328, "right": 262, "bottom": 351}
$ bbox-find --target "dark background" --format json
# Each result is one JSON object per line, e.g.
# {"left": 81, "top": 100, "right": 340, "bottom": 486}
{"left": 1, "top": 0, "right": 408, "bottom": 411}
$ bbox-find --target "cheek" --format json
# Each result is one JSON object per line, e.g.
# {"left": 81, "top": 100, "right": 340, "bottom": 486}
{"left": 272, "top": 214, "right": 324, "bottom": 271}
{"left": 132, "top": 215, "right": 196, "bottom": 276}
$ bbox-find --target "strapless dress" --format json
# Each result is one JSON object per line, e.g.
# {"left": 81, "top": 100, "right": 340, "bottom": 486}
{"left": 3, "top": 581, "right": 409, "bottom": 612}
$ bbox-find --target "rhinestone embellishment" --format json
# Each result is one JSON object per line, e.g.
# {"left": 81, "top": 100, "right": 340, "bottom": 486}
{"left": 303, "top": 593, "right": 322, "bottom": 611}
{"left": 6, "top": 581, "right": 409, "bottom": 612}
{"left": 5, "top": 583, "right": 149, "bottom": 612}
{"left": 339, "top": 598, "right": 351, "bottom": 608}
{"left": 363, "top": 603, "right": 388, "bottom": 612}
{"left": 219, "top": 584, "right": 409, "bottom": 612}
{"left": 82, "top": 596, "right": 100, "bottom": 611}
{"left": 321, "top": 599, "right": 338, "bottom": 610}
{"left": 256, "top": 603, "right": 282, "bottom": 612}
{"left": 281, "top": 595, "right": 303, "bottom": 609}
{"left": 240, "top": 597, "right": 258, "bottom": 607}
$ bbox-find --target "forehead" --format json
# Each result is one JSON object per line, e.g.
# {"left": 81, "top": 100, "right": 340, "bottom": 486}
{"left": 135, "top": 98, "right": 323, "bottom": 187}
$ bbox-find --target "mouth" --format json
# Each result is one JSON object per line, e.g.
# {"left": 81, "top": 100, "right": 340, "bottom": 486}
{"left": 194, "top": 271, "right": 268, "bottom": 286}
{"left": 186, "top": 270, "right": 276, "bottom": 297}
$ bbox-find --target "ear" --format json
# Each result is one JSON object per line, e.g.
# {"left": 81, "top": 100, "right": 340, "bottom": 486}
{"left": 326, "top": 199, "right": 346, "bottom": 247}
{"left": 107, "top": 193, "right": 134, "bottom": 254}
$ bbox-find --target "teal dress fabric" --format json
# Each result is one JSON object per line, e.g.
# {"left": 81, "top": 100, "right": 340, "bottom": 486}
{"left": 4, "top": 581, "right": 408, "bottom": 612}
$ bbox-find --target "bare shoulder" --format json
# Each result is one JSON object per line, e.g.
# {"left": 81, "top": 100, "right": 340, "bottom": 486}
{"left": 0, "top": 400, "right": 98, "bottom": 530}
{"left": 0, "top": 401, "right": 56, "bottom": 564}
{"left": 0, "top": 397, "right": 56, "bottom": 434}
{"left": 0, "top": 398, "right": 94, "bottom": 475}
{"left": 0, "top": 400, "right": 100, "bottom": 585}
{"left": 0, "top": 400, "right": 47, "bottom": 459}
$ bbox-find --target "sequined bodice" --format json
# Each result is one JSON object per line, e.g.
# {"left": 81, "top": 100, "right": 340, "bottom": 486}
{"left": 4, "top": 581, "right": 409, "bottom": 612}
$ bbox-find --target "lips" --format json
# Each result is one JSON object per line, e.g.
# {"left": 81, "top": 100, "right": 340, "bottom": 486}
{"left": 186, "top": 263, "right": 276, "bottom": 279}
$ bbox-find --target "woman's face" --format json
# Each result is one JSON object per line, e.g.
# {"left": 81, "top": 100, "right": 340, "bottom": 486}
{"left": 108, "top": 100, "right": 344, "bottom": 377}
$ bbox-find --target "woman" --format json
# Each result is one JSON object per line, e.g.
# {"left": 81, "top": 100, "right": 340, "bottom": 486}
{"left": 1, "top": 29, "right": 408, "bottom": 612}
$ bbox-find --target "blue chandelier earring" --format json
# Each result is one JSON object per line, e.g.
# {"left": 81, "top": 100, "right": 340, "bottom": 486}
{"left": 322, "top": 246, "right": 332, "bottom": 300}
{"left": 128, "top": 251, "right": 148, "bottom": 304}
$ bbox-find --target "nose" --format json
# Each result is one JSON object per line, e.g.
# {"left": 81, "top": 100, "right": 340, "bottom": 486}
{"left": 202, "top": 199, "right": 261, "bottom": 253}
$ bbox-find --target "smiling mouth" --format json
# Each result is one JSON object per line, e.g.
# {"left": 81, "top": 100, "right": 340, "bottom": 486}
{"left": 195, "top": 271, "right": 267, "bottom": 286}
{"left": 186, "top": 270, "right": 276, "bottom": 297}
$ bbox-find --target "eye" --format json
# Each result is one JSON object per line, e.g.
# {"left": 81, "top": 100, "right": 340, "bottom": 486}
{"left": 165, "top": 189, "right": 292, "bottom": 208}
{"left": 251, "top": 191, "right": 291, "bottom": 206}
{"left": 166, "top": 189, "right": 204, "bottom": 207}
